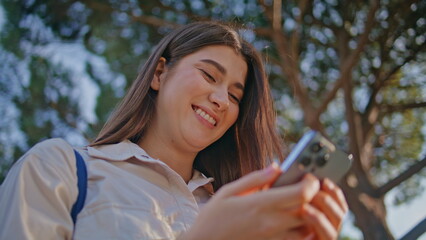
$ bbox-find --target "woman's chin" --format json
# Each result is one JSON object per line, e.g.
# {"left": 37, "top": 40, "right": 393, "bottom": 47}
{"left": 184, "top": 136, "right": 215, "bottom": 152}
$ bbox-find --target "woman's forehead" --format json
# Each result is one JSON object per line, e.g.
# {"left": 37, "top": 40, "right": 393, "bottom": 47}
{"left": 184, "top": 46, "right": 247, "bottom": 73}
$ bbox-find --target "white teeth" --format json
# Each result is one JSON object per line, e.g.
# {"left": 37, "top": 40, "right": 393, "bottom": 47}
{"left": 195, "top": 108, "right": 216, "bottom": 125}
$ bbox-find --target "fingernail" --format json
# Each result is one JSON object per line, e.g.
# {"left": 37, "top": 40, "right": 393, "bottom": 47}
{"left": 324, "top": 178, "right": 335, "bottom": 190}
{"left": 273, "top": 158, "right": 281, "bottom": 166}
{"left": 271, "top": 160, "right": 280, "bottom": 170}
{"left": 264, "top": 161, "right": 280, "bottom": 175}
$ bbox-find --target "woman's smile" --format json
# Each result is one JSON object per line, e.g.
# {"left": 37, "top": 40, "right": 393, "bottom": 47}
{"left": 193, "top": 105, "right": 217, "bottom": 127}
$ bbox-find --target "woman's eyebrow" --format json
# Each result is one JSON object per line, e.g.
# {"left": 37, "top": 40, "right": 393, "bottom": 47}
{"left": 200, "top": 59, "right": 245, "bottom": 91}
{"left": 233, "top": 82, "right": 245, "bottom": 91}
{"left": 200, "top": 59, "right": 227, "bottom": 75}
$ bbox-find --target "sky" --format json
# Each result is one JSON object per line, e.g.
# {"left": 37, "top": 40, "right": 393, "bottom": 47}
{"left": 386, "top": 179, "right": 426, "bottom": 239}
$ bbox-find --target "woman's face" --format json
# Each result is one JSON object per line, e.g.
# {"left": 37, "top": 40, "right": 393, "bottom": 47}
{"left": 150, "top": 45, "right": 248, "bottom": 152}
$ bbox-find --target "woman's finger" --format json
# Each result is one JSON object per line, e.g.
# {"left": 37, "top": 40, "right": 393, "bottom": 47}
{"left": 278, "top": 226, "right": 315, "bottom": 240}
{"left": 322, "top": 178, "right": 349, "bottom": 213}
{"left": 255, "top": 211, "right": 307, "bottom": 237}
{"left": 302, "top": 204, "right": 338, "bottom": 240}
{"left": 216, "top": 163, "right": 281, "bottom": 198}
{"left": 311, "top": 191, "right": 345, "bottom": 229}
{"left": 251, "top": 173, "right": 320, "bottom": 210}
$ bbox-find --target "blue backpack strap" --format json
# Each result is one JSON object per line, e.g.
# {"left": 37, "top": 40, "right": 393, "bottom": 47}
{"left": 70, "top": 149, "right": 87, "bottom": 224}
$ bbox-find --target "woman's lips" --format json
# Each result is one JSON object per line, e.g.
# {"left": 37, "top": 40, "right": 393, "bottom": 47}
{"left": 192, "top": 105, "right": 217, "bottom": 126}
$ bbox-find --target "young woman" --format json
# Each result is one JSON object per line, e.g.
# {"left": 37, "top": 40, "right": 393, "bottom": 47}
{"left": 0, "top": 22, "right": 348, "bottom": 239}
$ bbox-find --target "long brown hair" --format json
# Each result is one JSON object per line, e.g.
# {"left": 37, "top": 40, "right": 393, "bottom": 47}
{"left": 92, "top": 21, "right": 284, "bottom": 190}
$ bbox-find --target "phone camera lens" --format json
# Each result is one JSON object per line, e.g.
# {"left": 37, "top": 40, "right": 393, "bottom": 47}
{"left": 300, "top": 156, "right": 312, "bottom": 167}
{"left": 316, "top": 153, "right": 329, "bottom": 167}
{"left": 310, "top": 142, "right": 322, "bottom": 153}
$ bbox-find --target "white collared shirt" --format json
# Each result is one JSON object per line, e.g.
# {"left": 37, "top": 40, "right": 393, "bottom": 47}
{"left": 0, "top": 138, "right": 214, "bottom": 240}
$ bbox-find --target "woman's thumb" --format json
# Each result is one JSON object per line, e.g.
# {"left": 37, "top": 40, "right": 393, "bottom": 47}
{"left": 217, "top": 163, "right": 281, "bottom": 197}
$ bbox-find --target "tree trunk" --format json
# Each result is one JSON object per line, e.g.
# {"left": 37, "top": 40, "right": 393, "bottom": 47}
{"left": 342, "top": 179, "right": 395, "bottom": 240}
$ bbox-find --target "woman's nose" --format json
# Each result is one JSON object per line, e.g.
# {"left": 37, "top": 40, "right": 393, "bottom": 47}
{"left": 209, "top": 87, "right": 229, "bottom": 111}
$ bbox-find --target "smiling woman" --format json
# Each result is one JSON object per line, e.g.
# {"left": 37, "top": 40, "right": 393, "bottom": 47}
{"left": 92, "top": 22, "right": 283, "bottom": 190}
{"left": 0, "top": 21, "right": 348, "bottom": 240}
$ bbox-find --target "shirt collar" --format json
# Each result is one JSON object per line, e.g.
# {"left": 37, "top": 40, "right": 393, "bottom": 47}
{"left": 87, "top": 139, "right": 151, "bottom": 161}
{"left": 86, "top": 140, "right": 214, "bottom": 194}
{"left": 188, "top": 170, "right": 214, "bottom": 195}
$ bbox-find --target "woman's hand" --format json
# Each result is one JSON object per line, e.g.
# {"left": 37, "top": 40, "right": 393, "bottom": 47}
{"left": 301, "top": 178, "right": 349, "bottom": 240}
{"left": 183, "top": 164, "right": 322, "bottom": 240}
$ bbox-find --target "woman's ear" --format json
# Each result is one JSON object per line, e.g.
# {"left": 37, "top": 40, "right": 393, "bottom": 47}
{"left": 151, "top": 57, "right": 167, "bottom": 91}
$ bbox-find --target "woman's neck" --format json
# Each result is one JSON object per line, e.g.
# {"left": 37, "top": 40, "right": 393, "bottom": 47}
{"left": 138, "top": 135, "right": 197, "bottom": 183}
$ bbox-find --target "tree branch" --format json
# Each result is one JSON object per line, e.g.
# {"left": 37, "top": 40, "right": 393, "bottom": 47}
{"left": 258, "top": 0, "right": 317, "bottom": 126}
{"left": 315, "top": 0, "right": 380, "bottom": 117}
{"left": 253, "top": 26, "right": 273, "bottom": 37}
{"left": 399, "top": 217, "right": 426, "bottom": 240}
{"left": 382, "top": 102, "right": 426, "bottom": 113}
{"left": 364, "top": 39, "right": 426, "bottom": 118}
{"left": 130, "top": 15, "right": 179, "bottom": 28}
{"left": 289, "top": 0, "right": 309, "bottom": 62}
{"left": 377, "top": 156, "right": 426, "bottom": 197}
{"left": 272, "top": 0, "right": 282, "bottom": 31}
{"left": 361, "top": 40, "right": 426, "bottom": 144}
{"left": 84, "top": 1, "right": 209, "bottom": 30}
{"left": 308, "top": 13, "right": 340, "bottom": 34}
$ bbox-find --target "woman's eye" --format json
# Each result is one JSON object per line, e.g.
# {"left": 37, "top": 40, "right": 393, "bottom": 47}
{"left": 200, "top": 69, "right": 216, "bottom": 82}
{"left": 229, "top": 93, "right": 241, "bottom": 104}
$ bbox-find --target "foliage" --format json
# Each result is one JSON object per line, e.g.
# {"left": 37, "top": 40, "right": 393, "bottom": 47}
{"left": 0, "top": 0, "right": 126, "bottom": 176}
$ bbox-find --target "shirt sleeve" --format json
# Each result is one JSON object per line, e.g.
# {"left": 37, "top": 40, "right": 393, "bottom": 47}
{"left": 0, "top": 138, "right": 79, "bottom": 240}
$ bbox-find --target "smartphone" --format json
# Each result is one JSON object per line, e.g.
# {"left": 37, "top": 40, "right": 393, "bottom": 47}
{"left": 271, "top": 130, "right": 352, "bottom": 187}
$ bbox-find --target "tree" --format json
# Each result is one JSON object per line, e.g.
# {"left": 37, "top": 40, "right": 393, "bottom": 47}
{"left": 1, "top": 0, "right": 425, "bottom": 239}
{"left": 0, "top": 0, "right": 126, "bottom": 181}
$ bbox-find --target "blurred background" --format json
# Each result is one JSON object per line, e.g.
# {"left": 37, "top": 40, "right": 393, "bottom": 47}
{"left": 0, "top": 0, "right": 425, "bottom": 239}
